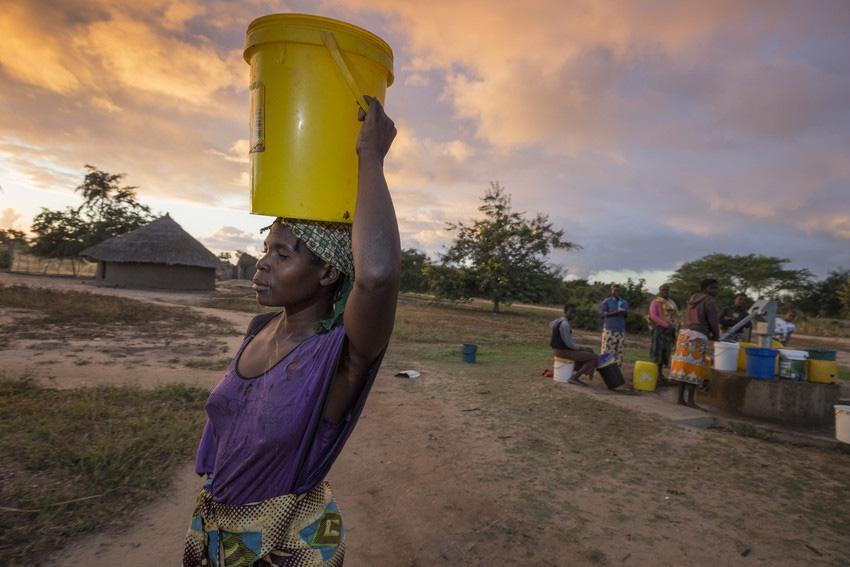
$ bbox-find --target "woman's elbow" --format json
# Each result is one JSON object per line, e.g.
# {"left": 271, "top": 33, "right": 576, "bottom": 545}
{"left": 354, "top": 267, "right": 399, "bottom": 292}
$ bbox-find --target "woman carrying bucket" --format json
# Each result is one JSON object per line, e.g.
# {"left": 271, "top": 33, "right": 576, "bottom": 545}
{"left": 669, "top": 278, "right": 720, "bottom": 408}
{"left": 183, "top": 97, "right": 399, "bottom": 567}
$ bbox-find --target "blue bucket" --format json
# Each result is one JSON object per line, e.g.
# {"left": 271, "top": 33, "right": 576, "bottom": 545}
{"left": 461, "top": 343, "right": 477, "bottom": 363}
{"left": 745, "top": 347, "right": 778, "bottom": 380}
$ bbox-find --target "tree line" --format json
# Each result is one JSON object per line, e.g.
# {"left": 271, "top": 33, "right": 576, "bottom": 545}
{"left": 2, "top": 169, "right": 848, "bottom": 329}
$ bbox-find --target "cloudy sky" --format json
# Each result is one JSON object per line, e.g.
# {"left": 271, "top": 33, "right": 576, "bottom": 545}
{"left": 1, "top": 0, "right": 849, "bottom": 289}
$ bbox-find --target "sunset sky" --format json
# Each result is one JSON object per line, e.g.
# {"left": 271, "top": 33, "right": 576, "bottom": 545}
{"left": 1, "top": 0, "right": 849, "bottom": 289}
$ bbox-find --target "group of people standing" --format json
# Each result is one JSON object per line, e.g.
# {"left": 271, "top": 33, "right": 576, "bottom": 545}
{"left": 550, "top": 280, "right": 797, "bottom": 408}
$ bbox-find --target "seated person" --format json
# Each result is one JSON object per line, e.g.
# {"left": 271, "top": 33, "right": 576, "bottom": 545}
{"left": 774, "top": 310, "right": 797, "bottom": 346}
{"left": 550, "top": 304, "right": 597, "bottom": 385}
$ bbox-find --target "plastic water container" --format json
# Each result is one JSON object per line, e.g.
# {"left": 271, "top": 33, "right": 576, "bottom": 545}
{"left": 597, "top": 362, "right": 625, "bottom": 390}
{"left": 808, "top": 359, "right": 838, "bottom": 384}
{"left": 778, "top": 349, "right": 808, "bottom": 381}
{"left": 632, "top": 361, "right": 658, "bottom": 392}
{"left": 460, "top": 343, "right": 477, "bottom": 363}
{"left": 244, "top": 14, "right": 394, "bottom": 222}
{"left": 836, "top": 405, "right": 850, "bottom": 444}
{"left": 553, "top": 356, "right": 575, "bottom": 383}
{"left": 745, "top": 347, "right": 778, "bottom": 380}
{"left": 807, "top": 348, "right": 837, "bottom": 361}
{"left": 713, "top": 341, "right": 740, "bottom": 372}
{"left": 737, "top": 341, "right": 757, "bottom": 372}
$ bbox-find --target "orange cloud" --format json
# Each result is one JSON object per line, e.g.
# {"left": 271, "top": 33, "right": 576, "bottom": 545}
{"left": 76, "top": 16, "right": 239, "bottom": 107}
{"left": 385, "top": 123, "right": 477, "bottom": 187}
{"left": 0, "top": 4, "right": 82, "bottom": 94}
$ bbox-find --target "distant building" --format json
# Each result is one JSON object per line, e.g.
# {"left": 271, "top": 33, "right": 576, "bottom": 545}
{"left": 80, "top": 214, "right": 221, "bottom": 291}
{"left": 236, "top": 252, "right": 257, "bottom": 281}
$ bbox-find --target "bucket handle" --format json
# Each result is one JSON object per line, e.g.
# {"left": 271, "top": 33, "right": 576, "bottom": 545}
{"left": 321, "top": 31, "right": 371, "bottom": 114}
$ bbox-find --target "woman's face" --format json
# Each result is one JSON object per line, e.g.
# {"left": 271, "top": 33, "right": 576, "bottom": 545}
{"left": 252, "top": 224, "right": 329, "bottom": 307}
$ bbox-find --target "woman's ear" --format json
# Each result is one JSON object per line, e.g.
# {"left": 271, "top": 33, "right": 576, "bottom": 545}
{"left": 319, "top": 265, "right": 341, "bottom": 288}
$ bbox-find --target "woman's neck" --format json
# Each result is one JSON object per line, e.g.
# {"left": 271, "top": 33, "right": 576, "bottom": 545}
{"left": 276, "top": 296, "right": 334, "bottom": 339}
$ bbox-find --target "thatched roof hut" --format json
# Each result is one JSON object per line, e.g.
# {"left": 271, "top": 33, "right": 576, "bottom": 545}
{"left": 80, "top": 214, "right": 221, "bottom": 291}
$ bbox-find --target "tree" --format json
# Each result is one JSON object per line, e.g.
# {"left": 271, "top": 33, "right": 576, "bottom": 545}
{"left": 669, "top": 253, "right": 810, "bottom": 307}
{"left": 0, "top": 228, "right": 29, "bottom": 269}
{"left": 30, "top": 165, "right": 154, "bottom": 267}
{"left": 795, "top": 268, "right": 850, "bottom": 318}
{"left": 838, "top": 279, "right": 850, "bottom": 318}
{"left": 440, "top": 182, "right": 577, "bottom": 312}
{"left": 400, "top": 248, "right": 432, "bottom": 293}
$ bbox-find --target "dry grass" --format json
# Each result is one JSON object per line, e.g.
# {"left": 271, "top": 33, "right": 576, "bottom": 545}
{"left": 796, "top": 317, "right": 850, "bottom": 339}
{"left": 0, "top": 284, "right": 237, "bottom": 340}
{"left": 0, "top": 376, "right": 208, "bottom": 563}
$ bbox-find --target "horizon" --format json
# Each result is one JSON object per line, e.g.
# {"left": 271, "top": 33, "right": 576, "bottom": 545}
{"left": 2, "top": 0, "right": 849, "bottom": 292}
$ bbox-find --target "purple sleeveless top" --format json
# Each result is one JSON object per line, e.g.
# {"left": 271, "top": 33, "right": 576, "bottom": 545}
{"left": 194, "top": 315, "right": 381, "bottom": 505}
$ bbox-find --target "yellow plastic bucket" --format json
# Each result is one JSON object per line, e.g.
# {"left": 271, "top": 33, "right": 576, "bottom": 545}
{"left": 737, "top": 342, "right": 757, "bottom": 372}
{"left": 243, "top": 14, "right": 394, "bottom": 222}
{"left": 632, "top": 360, "right": 658, "bottom": 392}
{"left": 808, "top": 359, "right": 837, "bottom": 384}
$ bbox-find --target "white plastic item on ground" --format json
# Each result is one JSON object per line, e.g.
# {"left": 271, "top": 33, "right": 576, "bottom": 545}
{"left": 553, "top": 357, "right": 575, "bottom": 383}
{"left": 836, "top": 405, "right": 850, "bottom": 444}
{"left": 394, "top": 370, "right": 421, "bottom": 380}
{"left": 778, "top": 349, "right": 809, "bottom": 381}
{"left": 713, "top": 341, "right": 739, "bottom": 372}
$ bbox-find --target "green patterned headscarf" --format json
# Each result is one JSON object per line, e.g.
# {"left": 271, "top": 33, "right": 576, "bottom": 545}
{"left": 272, "top": 218, "right": 354, "bottom": 333}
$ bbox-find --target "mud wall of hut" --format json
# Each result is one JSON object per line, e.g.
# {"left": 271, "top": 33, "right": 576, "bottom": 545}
{"left": 95, "top": 262, "right": 215, "bottom": 291}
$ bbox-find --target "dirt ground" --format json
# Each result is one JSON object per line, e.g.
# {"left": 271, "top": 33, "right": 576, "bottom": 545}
{"left": 2, "top": 272, "right": 850, "bottom": 566}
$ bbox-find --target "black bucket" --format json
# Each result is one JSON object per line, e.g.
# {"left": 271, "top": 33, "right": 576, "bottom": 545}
{"left": 597, "top": 363, "right": 625, "bottom": 390}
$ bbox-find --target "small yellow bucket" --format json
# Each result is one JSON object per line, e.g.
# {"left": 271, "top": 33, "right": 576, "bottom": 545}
{"left": 244, "top": 14, "right": 394, "bottom": 222}
{"left": 737, "top": 342, "right": 757, "bottom": 372}
{"left": 632, "top": 360, "right": 658, "bottom": 392}
{"left": 808, "top": 359, "right": 837, "bottom": 384}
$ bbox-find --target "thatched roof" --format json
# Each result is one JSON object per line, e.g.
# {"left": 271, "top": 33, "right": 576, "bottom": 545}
{"left": 80, "top": 214, "right": 221, "bottom": 269}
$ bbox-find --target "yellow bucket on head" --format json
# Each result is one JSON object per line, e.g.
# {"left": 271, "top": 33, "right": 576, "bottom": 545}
{"left": 243, "top": 14, "right": 394, "bottom": 223}
{"left": 632, "top": 360, "right": 658, "bottom": 392}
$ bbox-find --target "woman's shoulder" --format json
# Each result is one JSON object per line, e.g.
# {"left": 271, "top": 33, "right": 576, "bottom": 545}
{"left": 245, "top": 311, "right": 281, "bottom": 337}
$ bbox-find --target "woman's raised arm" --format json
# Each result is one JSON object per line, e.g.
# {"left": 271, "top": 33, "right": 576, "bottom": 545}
{"left": 344, "top": 97, "right": 400, "bottom": 364}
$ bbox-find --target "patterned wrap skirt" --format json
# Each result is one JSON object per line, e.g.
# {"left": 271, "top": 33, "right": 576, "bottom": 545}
{"left": 669, "top": 330, "right": 710, "bottom": 385}
{"left": 184, "top": 481, "right": 344, "bottom": 567}
{"left": 600, "top": 330, "right": 626, "bottom": 366}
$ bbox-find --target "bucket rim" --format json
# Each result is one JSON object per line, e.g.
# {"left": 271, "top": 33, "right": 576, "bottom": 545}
{"left": 745, "top": 347, "right": 778, "bottom": 356}
{"left": 244, "top": 13, "right": 394, "bottom": 82}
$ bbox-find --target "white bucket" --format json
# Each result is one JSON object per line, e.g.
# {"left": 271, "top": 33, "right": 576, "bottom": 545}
{"left": 713, "top": 341, "right": 739, "bottom": 372}
{"left": 836, "top": 405, "right": 850, "bottom": 444}
{"left": 778, "top": 349, "right": 809, "bottom": 381}
{"left": 554, "top": 357, "right": 575, "bottom": 383}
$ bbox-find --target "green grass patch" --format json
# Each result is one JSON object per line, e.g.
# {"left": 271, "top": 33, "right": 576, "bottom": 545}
{"left": 419, "top": 341, "right": 550, "bottom": 366}
{"left": 726, "top": 421, "right": 773, "bottom": 441}
{"left": 0, "top": 376, "right": 208, "bottom": 563}
{"left": 185, "top": 357, "right": 232, "bottom": 371}
{"left": 624, "top": 347, "right": 652, "bottom": 363}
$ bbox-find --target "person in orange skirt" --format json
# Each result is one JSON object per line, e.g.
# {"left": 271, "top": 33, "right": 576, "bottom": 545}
{"left": 670, "top": 278, "right": 720, "bottom": 408}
